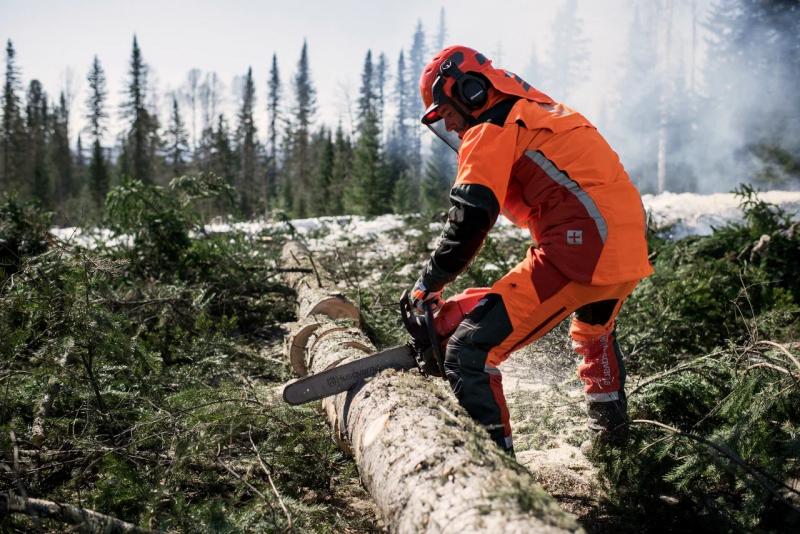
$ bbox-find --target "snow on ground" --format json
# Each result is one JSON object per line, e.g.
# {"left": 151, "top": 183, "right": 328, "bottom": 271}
{"left": 50, "top": 191, "right": 800, "bottom": 248}
{"left": 642, "top": 190, "right": 800, "bottom": 238}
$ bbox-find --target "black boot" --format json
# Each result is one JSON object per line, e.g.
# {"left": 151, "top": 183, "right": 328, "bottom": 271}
{"left": 582, "top": 394, "right": 629, "bottom": 456}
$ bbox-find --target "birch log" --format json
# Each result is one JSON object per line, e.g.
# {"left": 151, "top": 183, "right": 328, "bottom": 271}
{"left": 281, "top": 241, "right": 580, "bottom": 533}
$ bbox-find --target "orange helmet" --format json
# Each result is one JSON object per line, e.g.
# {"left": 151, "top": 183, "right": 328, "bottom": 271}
{"left": 419, "top": 45, "right": 553, "bottom": 125}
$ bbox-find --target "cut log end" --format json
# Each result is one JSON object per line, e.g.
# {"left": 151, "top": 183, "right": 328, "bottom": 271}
{"left": 285, "top": 318, "right": 323, "bottom": 376}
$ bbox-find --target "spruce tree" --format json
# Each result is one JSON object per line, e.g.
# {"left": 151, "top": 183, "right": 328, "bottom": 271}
{"left": 74, "top": 134, "right": 86, "bottom": 195}
{"left": 235, "top": 67, "right": 259, "bottom": 215}
{"left": 196, "top": 73, "right": 221, "bottom": 174}
{"left": 701, "top": 0, "right": 800, "bottom": 187}
{"left": 210, "top": 113, "right": 236, "bottom": 211}
{"left": 425, "top": 7, "right": 456, "bottom": 211}
{"left": 545, "top": 0, "right": 590, "bottom": 101}
{"left": 266, "top": 53, "right": 281, "bottom": 206}
{"left": 50, "top": 91, "right": 73, "bottom": 205}
{"left": 120, "top": 35, "right": 156, "bottom": 184}
{"left": 347, "top": 50, "right": 390, "bottom": 216}
{"left": 330, "top": 123, "right": 351, "bottom": 216}
{"left": 610, "top": 4, "right": 660, "bottom": 193}
{"left": 165, "top": 94, "right": 190, "bottom": 178}
{"left": 308, "top": 126, "right": 334, "bottom": 215}
{"left": 376, "top": 52, "right": 388, "bottom": 136}
{"left": 199, "top": 71, "right": 222, "bottom": 135}
{"left": 387, "top": 50, "right": 413, "bottom": 209}
{"left": 406, "top": 21, "right": 427, "bottom": 187}
{"left": 421, "top": 153, "right": 452, "bottom": 213}
{"left": 86, "top": 55, "right": 110, "bottom": 205}
{"left": 663, "top": 52, "right": 698, "bottom": 193}
{"left": 25, "top": 80, "right": 51, "bottom": 206}
{"left": 287, "top": 40, "right": 316, "bottom": 217}
{"left": 391, "top": 168, "right": 415, "bottom": 214}
{"left": 2, "top": 39, "right": 25, "bottom": 192}
{"left": 392, "top": 50, "right": 409, "bottom": 160}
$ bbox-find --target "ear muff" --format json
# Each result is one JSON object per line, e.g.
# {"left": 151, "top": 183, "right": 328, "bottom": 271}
{"left": 439, "top": 58, "right": 488, "bottom": 110}
{"left": 456, "top": 75, "right": 488, "bottom": 109}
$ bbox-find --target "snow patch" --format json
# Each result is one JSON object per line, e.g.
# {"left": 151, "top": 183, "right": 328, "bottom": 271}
{"left": 642, "top": 190, "right": 800, "bottom": 239}
{"left": 50, "top": 191, "right": 800, "bottom": 249}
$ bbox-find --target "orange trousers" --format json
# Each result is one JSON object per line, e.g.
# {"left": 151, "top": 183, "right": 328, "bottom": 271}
{"left": 443, "top": 246, "right": 638, "bottom": 451}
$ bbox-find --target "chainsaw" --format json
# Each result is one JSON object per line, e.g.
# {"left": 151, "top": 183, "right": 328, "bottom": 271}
{"left": 282, "top": 287, "right": 490, "bottom": 405}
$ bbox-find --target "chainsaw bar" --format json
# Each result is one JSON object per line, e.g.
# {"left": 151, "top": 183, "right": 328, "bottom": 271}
{"left": 282, "top": 344, "right": 417, "bottom": 405}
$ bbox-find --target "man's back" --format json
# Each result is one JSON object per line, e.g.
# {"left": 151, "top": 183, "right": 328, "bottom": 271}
{"left": 455, "top": 98, "right": 653, "bottom": 285}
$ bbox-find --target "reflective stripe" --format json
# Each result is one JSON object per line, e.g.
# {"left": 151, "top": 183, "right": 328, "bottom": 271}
{"left": 484, "top": 365, "right": 502, "bottom": 375}
{"left": 586, "top": 391, "right": 619, "bottom": 402}
{"left": 526, "top": 150, "right": 608, "bottom": 243}
{"left": 504, "top": 435, "right": 514, "bottom": 448}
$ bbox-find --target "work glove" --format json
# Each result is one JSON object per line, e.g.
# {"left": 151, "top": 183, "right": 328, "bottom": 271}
{"left": 409, "top": 278, "right": 443, "bottom": 314}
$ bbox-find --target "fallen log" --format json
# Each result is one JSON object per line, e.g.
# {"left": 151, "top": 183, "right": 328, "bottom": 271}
{"left": 281, "top": 241, "right": 580, "bottom": 533}
{"left": 0, "top": 493, "right": 152, "bottom": 533}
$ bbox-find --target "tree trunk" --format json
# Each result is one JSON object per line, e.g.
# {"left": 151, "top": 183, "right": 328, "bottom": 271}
{"left": 281, "top": 241, "right": 579, "bottom": 532}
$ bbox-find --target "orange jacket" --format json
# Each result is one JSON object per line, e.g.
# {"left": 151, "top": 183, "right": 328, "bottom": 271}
{"left": 454, "top": 98, "right": 653, "bottom": 285}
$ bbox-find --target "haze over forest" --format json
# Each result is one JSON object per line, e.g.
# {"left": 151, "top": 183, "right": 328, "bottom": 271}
{"left": 1, "top": 0, "right": 798, "bottom": 225}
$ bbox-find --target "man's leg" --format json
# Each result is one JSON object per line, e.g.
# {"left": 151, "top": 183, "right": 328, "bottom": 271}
{"left": 444, "top": 248, "right": 575, "bottom": 454}
{"left": 570, "top": 287, "right": 636, "bottom": 444}
{"left": 445, "top": 293, "right": 515, "bottom": 452}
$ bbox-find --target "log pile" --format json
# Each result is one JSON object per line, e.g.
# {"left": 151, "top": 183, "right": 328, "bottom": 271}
{"left": 281, "top": 241, "right": 580, "bottom": 533}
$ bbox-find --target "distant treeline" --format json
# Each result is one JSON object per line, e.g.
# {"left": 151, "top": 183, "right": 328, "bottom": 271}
{"left": 0, "top": 10, "right": 456, "bottom": 224}
{"left": 1, "top": 2, "right": 798, "bottom": 224}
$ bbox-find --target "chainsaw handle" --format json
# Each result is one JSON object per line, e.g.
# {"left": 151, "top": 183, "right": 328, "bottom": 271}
{"left": 423, "top": 302, "right": 446, "bottom": 376}
{"left": 399, "top": 289, "right": 415, "bottom": 334}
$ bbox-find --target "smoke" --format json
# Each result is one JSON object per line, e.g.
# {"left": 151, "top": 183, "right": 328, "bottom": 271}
{"left": 524, "top": 0, "right": 800, "bottom": 193}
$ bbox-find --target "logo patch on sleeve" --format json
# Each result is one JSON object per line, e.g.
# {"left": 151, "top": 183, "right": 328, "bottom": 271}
{"left": 566, "top": 230, "right": 583, "bottom": 245}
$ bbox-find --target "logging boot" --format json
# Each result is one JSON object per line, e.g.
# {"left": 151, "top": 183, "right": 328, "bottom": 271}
{"left": 489, "top": 426, "right": 515, "bottom": 458}
{"left": 581, "top": 394, "right": 629, "bottom": 458}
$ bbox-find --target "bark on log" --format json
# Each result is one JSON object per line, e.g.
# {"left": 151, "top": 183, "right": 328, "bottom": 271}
{"left": 281, "top": 241, "right": 580, "bottom": 533}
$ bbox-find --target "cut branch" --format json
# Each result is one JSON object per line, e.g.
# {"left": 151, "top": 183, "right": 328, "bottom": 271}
{"left": 0, "top": 493, "right": 153, "bottom": 533}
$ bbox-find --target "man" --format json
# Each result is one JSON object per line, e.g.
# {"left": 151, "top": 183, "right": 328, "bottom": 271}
{"left": 408, "top": 45, "right": 653, "bottom": 455}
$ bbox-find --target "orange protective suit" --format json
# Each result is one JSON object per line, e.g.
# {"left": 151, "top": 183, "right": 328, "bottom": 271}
{"left": 416, "top": 46, "right": 652, "bottom": 452}
{"left": 438, "top": 99, "right": 652, "bottom": 451}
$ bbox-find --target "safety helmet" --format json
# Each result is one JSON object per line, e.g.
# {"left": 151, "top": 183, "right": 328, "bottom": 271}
{"left": 419, "top": 45, "right": 553, "bottom": 125}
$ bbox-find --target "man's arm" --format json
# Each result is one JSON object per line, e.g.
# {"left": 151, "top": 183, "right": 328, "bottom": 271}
{"left": 413, "top": 121, "right": 516, "bottom": 300}
{"left": 420, "top": 183, "right": 500, "bottom": 292}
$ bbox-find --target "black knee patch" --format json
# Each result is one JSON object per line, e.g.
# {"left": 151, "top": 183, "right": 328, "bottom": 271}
{"left": 575, "top": 299, "right": 618, "bottom": 326}
{"left": 444, "top": 294, "right": 513, "bottom": 430}
{"left": 446, "top": 293, "right": 513, "bottom": 370}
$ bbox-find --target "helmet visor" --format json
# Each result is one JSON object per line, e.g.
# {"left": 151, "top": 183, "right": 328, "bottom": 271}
{"left": 425, "top": 121, "right": 461, "bottom": 154}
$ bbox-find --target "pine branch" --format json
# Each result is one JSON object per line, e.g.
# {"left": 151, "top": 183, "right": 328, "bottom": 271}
{"left": 631, "top": 419, "right": 800, "bottom": 513}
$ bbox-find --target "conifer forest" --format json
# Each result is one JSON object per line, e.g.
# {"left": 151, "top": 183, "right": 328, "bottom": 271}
{"left": 1, "top": 1, "right": 799, "bottom": 532}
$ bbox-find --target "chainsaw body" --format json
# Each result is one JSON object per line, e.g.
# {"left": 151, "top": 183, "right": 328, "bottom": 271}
{"left": 400, "top": 287, "right": 491, "bottom": 377}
